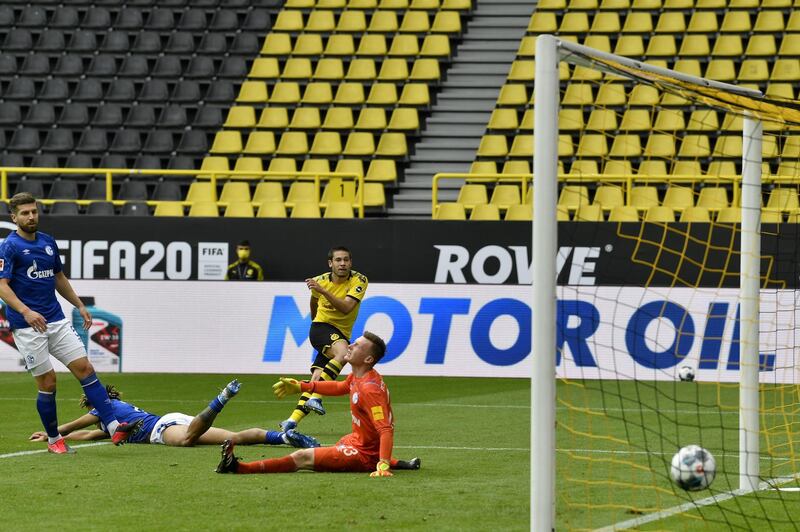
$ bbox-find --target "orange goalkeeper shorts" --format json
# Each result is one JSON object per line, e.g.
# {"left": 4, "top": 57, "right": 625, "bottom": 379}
{"left": 313, "top": 442, "right": 377, "bottom": 473}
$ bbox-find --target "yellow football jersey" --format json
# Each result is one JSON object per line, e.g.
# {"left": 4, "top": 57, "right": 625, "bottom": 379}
{"left": 311, "top": 270, "right": 368, "bottom": 338}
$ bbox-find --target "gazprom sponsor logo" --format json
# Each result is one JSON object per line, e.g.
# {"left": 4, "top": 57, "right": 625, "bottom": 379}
{"left": 27, "top": 260, "right": 55, "bottom": 280}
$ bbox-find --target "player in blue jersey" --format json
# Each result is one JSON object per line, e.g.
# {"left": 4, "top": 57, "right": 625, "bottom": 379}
{"left": 28, "top": 380, "right": 319, "bottom": 448}
{"left": 0, "top": 193, "right": 139, "bottom": 454}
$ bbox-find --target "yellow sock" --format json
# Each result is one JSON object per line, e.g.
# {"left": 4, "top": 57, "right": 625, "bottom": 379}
{"left": 290, "top": 393, "right": 312, "bottom": 423}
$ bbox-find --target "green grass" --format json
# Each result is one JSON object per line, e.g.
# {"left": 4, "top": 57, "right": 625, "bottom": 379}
{"left": 2, "top": 374, "right": 799, "bottom": 531}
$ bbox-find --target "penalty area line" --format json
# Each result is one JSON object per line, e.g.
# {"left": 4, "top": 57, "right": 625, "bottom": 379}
{"left": 0, "top": 442, "right": 110, "bottom": 459}
{"left": 596, "top": 473, "right": 800, "bottom": 532}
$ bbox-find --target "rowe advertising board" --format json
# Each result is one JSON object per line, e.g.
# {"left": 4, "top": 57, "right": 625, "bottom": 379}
{"left": 0, "top": 218, "right": 798, "bottom": 381}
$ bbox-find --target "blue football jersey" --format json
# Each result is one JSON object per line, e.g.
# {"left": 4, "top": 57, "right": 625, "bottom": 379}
{"left": 0, "top": 231, "right": 64, "bottom": 330}
{"left": 90, "top": 399, "right": 160, "bottom": 444}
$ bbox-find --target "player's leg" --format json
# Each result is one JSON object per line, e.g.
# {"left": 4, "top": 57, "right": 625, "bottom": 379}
{"left": 180, "top": 379, "right": 241, "bottom": 444}
{"left": 391, "top": 457, "right": 422, "bottom": 470}
{"left": 304, "top": 339, "right": 348, "bottom": 415}
{"left": 218, "top": 443, "right": 313, "bottom": 474}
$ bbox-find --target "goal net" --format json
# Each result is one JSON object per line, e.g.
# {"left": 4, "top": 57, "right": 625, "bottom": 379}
{"left": 532, "top": 35, "right": 800, "bottom": 530}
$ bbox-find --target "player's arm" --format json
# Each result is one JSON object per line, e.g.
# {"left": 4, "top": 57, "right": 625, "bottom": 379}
{"left": 29, "top": 413, "right": 104, "bottom": 441}
{"left": 366, "top": 390, "right": 395, "bottom": 478}
{"left": 255, "top": 263, "right": 264, "bottom": 281}
{"left": 272, "top": 377, "right": 349, "bottom": 398}
{"left": 310, "top": 295, "right": 318, "bottom": 319}
{"left": 0, "top": 278, "right": 47, "bottom": 333}
{"left": 305, "top": 278, "right": 360, "bottom": 315}
{"left": 54, "top": 272, "right": 92, "bottom": 330}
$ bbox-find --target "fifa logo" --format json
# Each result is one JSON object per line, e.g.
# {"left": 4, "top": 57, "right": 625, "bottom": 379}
{"left": 27, "top": 260, "right": 55, "bottom": 280}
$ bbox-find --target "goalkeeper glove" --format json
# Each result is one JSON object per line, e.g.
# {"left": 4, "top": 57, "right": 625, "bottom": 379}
{"left": 272, "top": 378, "right": 302, "bottom": 399}
{"left": 370, "top": 459, "right": 393, "bottom": 478}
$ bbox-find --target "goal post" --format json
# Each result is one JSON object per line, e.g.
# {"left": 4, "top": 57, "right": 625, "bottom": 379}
{"left": 531, "top": 34, "right": 781, "bottom": 530}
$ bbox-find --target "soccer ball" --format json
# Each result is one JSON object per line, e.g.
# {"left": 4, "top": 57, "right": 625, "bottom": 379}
{"left": 670, "top": 445, "right": 716, "bottom": 491}
{"left": 678, "top": 365, "right": 695, "bottom": 382}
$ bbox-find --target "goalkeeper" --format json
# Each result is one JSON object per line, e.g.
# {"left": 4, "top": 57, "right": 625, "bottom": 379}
{"left": 216, "top": 331, "right": 420, "bottom": 477}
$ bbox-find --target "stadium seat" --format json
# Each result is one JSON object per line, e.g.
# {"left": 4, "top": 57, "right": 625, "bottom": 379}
{"left": 574, "top": 204, "right": 604, "bottom": 221}
{"left": 285, "top": 182, "right": 319, "bottom": 208}
{"left": 630, "top": 186, "right": 660, "bottom": 209}
{"left": 253, "top": 182, "right": 284, "bottom": 205}
{"left": 468, "top": 204, "right": 500, "bottom": 221}
{"left": 644, "top": 205, "right": 674, "bottom": 222}
{"left": 662, "top": 186, "right": 694, "bottom": 212}
{"left": 767, "top": 188, "right": 800, "bottom": 211}
{"left": 186, "top": 182, "right": 217, "bottom": 203}
{"left": 608, "top": 205, "right": 640, "bottom": 222}
{"left": 491, "top": 185, "right": 522, "bottom": 211}
{"left": 696, "top": 188, "right": 729, "bottom": 210}
{"left": 457, "top": 184, "right": 488, "bottom": 211}
{"left": 224, "top": 202, "right": 255, "bottom": 218}
{"left": 188, "top": 202, "right": 220, "bottom": 217}
{"left": 87, "top": 202, "right": 116, "bottom": 216}
{"left": 220, "top": 182, "right": 252, "bottom": 204}
{"left": 762, "top": 209, "right": 783, "bottom": 223}
{"left": 435, "top": 202, "right": 467, "bottom": 220}
{"left": 257, "top": 202, "right": 288, "bottom": 218}
{"left": 505, "top": 204, "right": 532, "bottom": 221}
{"left": 680, "top": 206, "right": 711, "bottom": 222}
{"left": 324, "top": 201, "right": 355, "bottom": 218}
{"left": 291, "top": 202, "right": 322, "bottom": 218}
{"left": 243, "top": 132, "right": 276, "bottom": 156}
{"left": 290, "top": 107, "right": 323, "bottom": 130}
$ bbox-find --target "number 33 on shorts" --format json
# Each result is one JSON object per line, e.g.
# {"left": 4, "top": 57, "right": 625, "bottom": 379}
{"left": 336, "top": 444, "right": 359, "bottom": 457}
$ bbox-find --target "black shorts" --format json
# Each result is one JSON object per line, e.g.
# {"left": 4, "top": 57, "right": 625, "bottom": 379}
{"left": 309, "top": 322, "right": 348, "bottom": 370}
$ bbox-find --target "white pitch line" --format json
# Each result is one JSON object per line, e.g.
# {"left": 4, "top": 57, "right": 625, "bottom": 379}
{"left": 0, "top": 441, "right": 110, "bottom": 459}
{"left": 596, "top": 473, "right": 800, "bottom": 532}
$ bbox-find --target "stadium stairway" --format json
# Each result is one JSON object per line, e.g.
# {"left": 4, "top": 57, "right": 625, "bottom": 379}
{"left": 388, "top": 0, "right": 532, "bottom": 217}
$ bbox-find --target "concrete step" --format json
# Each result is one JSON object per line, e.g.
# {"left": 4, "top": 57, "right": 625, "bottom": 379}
{"left": 405, "top": 161, "right": 470, "bottom": 174}
{"left": 422, "top": 123, "right": 487, "bottom": 137}
{"left": 411, "top": 148, "right": 476, "bottom": 162}
{"left": 437, "top": 87, "right": 502, "bottom": 99}
{"left": 459, "top": 41, "right": 521, "bottom": 52}
{"left": 473, "top": 5, "right": 534, "bottom": 16}
{"left": 427, "top": 112, "right": 491, "bottom": 125}
{"left": 442, "top": 76, "right": 508, "bottom": 88}
{"left": 448, "top": 63, "right": 511, "bottom": 74}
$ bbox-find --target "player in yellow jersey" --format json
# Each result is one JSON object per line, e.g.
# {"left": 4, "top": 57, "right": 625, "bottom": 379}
{"left": 280, "top": 246, "right": 368, "bottom": 431}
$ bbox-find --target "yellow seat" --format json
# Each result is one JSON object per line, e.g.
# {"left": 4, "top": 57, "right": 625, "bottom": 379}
{"left": 301, "top": 159, "right": 331, "bottom": 177}
{"left": 285, "top": 182, "right": 319, "bottom": 209}
{"left": 154, "top": 202, "right": 184, "bottom": 217}
{"left": 336, "top": 10, "right": 367, "bottom": 32}
{"left": 322, "top": 107, "right": 355, "bottom": 130}
{"left": 368, "top": 10, "right": 399, "bottom": 32}
{"left": 628, "top": 85, "right": 658, "bottom": 106}
{"left": 291, "top": 202, "right": 322, "bottom": 218}
{"left": 583, "top": 35, "right": 611, "bottom": 54}
{"left": 557, "top": 108, "right": 583, "bottom": 132}
{"left": 644, "top": 205, "right": 674, "bottom": 222}
{"left": 233, "top": 157, "right": 263, "bottom": 178}
{"left": 777, "top": 160, "right": 800, "bottom": 179}
{"left": 333, "top": 82, "right": 366, "bottom": 105}
{"left": 441, "top": 0, "right": 470, "bottom": 8}
{"left": 712, "top": 136, "right": 742, "bottom": 158}
{"left": 257, "top": 202, "right": 287, "bottom": 218}
{"left": 477, "top": 135, "right": 507, "bottom": 158}
{"left": 662, "top": 186, "right": 694, "bottom": 212}
{"left": 360, "top": 182, "right": 386, "bottom": 208}
{"left": 236, "top": 81, "right": 268, "bottom": 103}
{"left": 387, "top": 108, "right": 419, "bottom": 132}
{"left": 721, "top": 11, "right": 751, "bottom": 33}
{"left": 590, "top": 11, "right": 620, "bottom": 33}
{"left": 655, "top": 12, "right": 685, "bottom": 33}
{"left": 787, "top": 11, "right": 800, "bottom": 31}
{"left": 502, "top": 160, "right": 530, "bottom": 175}
{"left": 491, "top": 184, "right": 522, "bottom": 210}
{"left": 602, "top": 160, "right": 632, "bottom": 177}
{"left": 687, "top": 110, "right": 719, "bottom": 131}
{"left": 355, "top": 107, "right": 386, "bottom": 131}
{"left": 507, "top": 60, "right": 534, "bottom": 82}
{"left": 721, "top": 114, "right": 743, "bottom": 132}
{"left": 366, "top": 159, "right": 397, "bottom": 183}
{"left": 457, "top": 184, "right": 488, "bottom": 210}
{"left": 398, "top": 83, "right": 429, "bottom": 107}
{"left": 375, "top": 133, "right": 408, "bottom": 158}
{"left": 683, "top": 36, "right": 714, "bottom": 57}
{"left": 593, "top": 185, "right": 624, "bottom": 211}
{"left": 188, "top": 201, "right": 219, "bottom": 217}
{"left": 210, "top": 131, "right": 242, "bottom": 154}
{"left": 267, "top": 157, "right": 297, "bottom": 178}
{"left": 289, "top": 107, "right": 322, "bottom": 129}
{"left": 293, "top": 34, "right": 324, "bottom": 56}
{"left": 558, "top": 185, "right": 589, "bottom": 210}
{"left": 767, "top": 188, "right": 800, "bottom": 211}
{"left": 717, "top": 207, "right": 742, "bottom": 223}
{"left": 704, "top": 59, "right": 736, "bottom": 81}
{"left": 673, "top": 59, "right": 702, "bottom": 78}
{"left": 782, "top": 136, "right": 800, "bottom": 158}
{"left": 680, "top": 206, "right": 710, "bottom": 222}
{"left": 324, "top": 201, "right": 355, "bottom": 219}
{"left": 325, "top": 34, "right": 355, "bottom": 56}
{"left": 509, "top": 135, "right": 533, "bottom": 158}
{"left": 260, "top": 34, "right": 292, "bottom": 56}
{"left": 586, "top": 108, "right": 617, "bottom": 131}
{"left": 696, "top": 188, "right": 729, "bottom": 210}
{"left": 761, "top": 209, "right": 783, "bottom": 223}
{"left": 273, "top": 10, "right": 304, "bottom": 32}
{"left": 753, "top": 11, "right": 784, "bottom": 33}
{"left": 257, "top": 108, "right": 289, "bottom": 129}
{"left": 529, "top": 12, "right": 558, "bottom": 33}
{"left": 638, "top": 160, "right": 668, "bottom": 176}
{"left": 269, "top": 82, "right": 301, "bottom": 104}
{"left": 378, "top": 58, "right": 409, "bottom": 81}
{"left": 224, "top": 202, "right": 254, "bottom": 218}
{"left": 388, "top": 34, "right": 420, "bottom": 56}
{"left": 517, "top": 36, "right": 535, "bottom": 57}
{"left": 678, "top": 135, "right": 711, "bottom": 157}
{"left": 687, "top": 11, "right": 718, "bottom": 33}
{"left": 343, "top": 132, "right": 376, "bottom": 157}
{"left": 220, "top": 182, "right": 251, "bottom": 203}
{"left": 253, "top": 182, "right": 284, "bottom": 204}
{"left": 771, "top": 59, "right": 800, "bottom": 81}
{"left": 410, "top": 58, "right": 441, "bottom": 81}
{"left": 654, "top": 109, "right": 685, "bottom": 132}
{"left": 746, "top": 34, "right": 776, "bottom": 57}
{"left": 435, "top": 202, "right": 467, "bottom": 220}
{"left": 468, "top": 203, "right": 500, "bottom": 221}
{"left": 576, "top": 134, "right": 608, "bottom": 158}
{"left": 644, "top": 134, "right": 676, "bottom": 158}
{"left": 243, "top": 131, "right": 276, "bottom": 156}
{"left": 710, "top": 35, "right": 741, "bottom": 57}
{"left": 505, "top": 204, "right": 532, "bottom": 221}
{"left": 301, "top": 82, "right": 333, "bottom": 105}
{"left": 305, "top": 10, "right": 335, "bottom": 32}
{"left": 559, "top": 12, "right": 589, "bottom": 34}
{"left": 199, "top": 156, "right": 229, "bottom": 179}
{"left": 470, "top": 161, "right": 497, "bottom": 174}
{"left": 609, "top": 134, "right": 642, "bottom": 158}
{"left": 346, "top": 58, "right": 377, "bottom": 80}
{"left": 275, "top": 132, "right": 309, "bottom": 156}
{"left": 399, "top": 10, "right": 429, "bottom": 32}
{"left": 608, "top": 205, "right": 639, "bottom": 221}
{"left": 356, "top": 34, "right": 388, "bottom": 56}
{"left": 568, "top": 160, "right": 599, "bottom": 176}
{"left": 613, "top": 35, "right": 644, "bottom": 57}
{"left": 498, "top": 84, "right": 530, "bottom": 106}
{"left": 366, "top": 83, "right": 398, "bottom": 105}
{"left": 309, "top": 132, "right": 342, "bottom": 157}
{"left": 786, "top": 210, "right": 800, "bottom": 223}
{"left": 431, "top": 11, "right": 461, "bottom": 33}
{"left": 622, "top": 12, "right": 652, "bottom": 33}
{"left": 630, "top": 186, "right": 659, "bottom": 210}
{"left": 645, "top": 35, "right": 676, "bottom": 57}
{"left": 224, "top": 106, "right": 257, "bottom": 128}
{"left": 488, "top": 109, "right": 519, "bottom": 131}
{"left": 594, "top": 83, "right": 626, "bottom": 106}
{"left": 420, "top": 34, "right": 450, "bottom": 57}
{"left": 619, "top": 109, "right": 651, "bottom": 131}
{"left": 574, "top": 204, "right": 604, "bottom": 221}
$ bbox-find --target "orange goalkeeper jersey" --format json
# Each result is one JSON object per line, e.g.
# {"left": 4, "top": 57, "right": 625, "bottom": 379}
{"left": 301, "top": 369, "right": 394, "bottom": 460}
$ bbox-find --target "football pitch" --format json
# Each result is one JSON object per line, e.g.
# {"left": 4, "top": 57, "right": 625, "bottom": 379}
{"left": 1, "top": 373, "right": 798, "bottom": 531}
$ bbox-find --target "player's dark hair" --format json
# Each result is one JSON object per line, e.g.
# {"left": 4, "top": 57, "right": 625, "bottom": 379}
{"left": 238, "top": 240, "right": 251, "bottom": 247}
{"left": 79, "top": 385, "right": 121, "bottom": 409}
{"left": 328, "top": 246, "right": 351, "bottom": 261}
{"left": 363, "top": 331, "right": 387, "bottom": 364}
{"left": 9, "top": 192, "right": 37, "bottom": 213}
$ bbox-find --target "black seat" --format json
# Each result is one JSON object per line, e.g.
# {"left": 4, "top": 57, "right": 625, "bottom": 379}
{"left": 19, "top": 54, "right": 51, "bottom": 77}
{"left": 105, "top": 79, "right": 137, "bottom": 102}
{"left": 125, "top": 105, "right": 156, "bottom": 128}
{"left": 41, "top": 130, "right": 75, "bottom": 153}
{"left": 0, "top": 6, "right": 14, "bottom": 26}
{"left": 192, "top": 106, "right": 223, "bottom": 128}
{"left": 3, "top": 29, "right": 34, "bottom": 52}
{"left": 92, "top": 104, "right": 124, "bottom": 128}
{"left": 0, "top": 102, "right": 21, "bottom": 126}
{"left": 157, "top": 105, "right": 187, "bottom": 128}
{"left": 18, "top": 7, "right": 47, "bottom": 28}
{"left": 171, "top": 81, "right": 201, "bottom": 103}
{"left": 0, "top": 154, "right": 25, "bottom": 167}
{"left": 7, "top": 128, "right": 41, "bottom": 152}
{"left": 32, "top": 154, "right": 61, "bottom": 168}
{"left": 59, "top": 104, "right": 90, "bottom": 127}
{"left": 76, "top": 129, "right": 109, "bottom": 154}
{"left": 144, "top": 8, "right": 175, "bottom": 30}
{"left": 66, "top": 31, "right": 97, "bottom": 53}
{"left": 83, "top": 179, "right": 108, "bottom": 200}
{"left": 209, "top": 10, "right": 238, "bottom": 31}
{"left": 24, "top": 103, "right": 56, "bottom": 126}
{"left": 168, "top": 156, "right": 195, "bottom": 169}
{"left": 72, "top": 79, "right": 104, "bottom": 102}
{"left": 151, "top": 56, "right": 183, "bottom": 78}
{"left": 118, "top": 179, "right": 148, "bottom": 200}
{"left": 100, "top": 154, "right": 129, "bottom": 168}
{"left": 49, "top": 202, "right": 81, "bottom": 216}
{"left": 184, "top": 56, "right": 215, "bottom": 78}
{"left": 34, "top": 30, "right": 66, "bottom": 53}
{"left": 177, "top": 9, "right": 207, "bottom": 31}
{"left": 81, "top": 8, "right": 111, "bottom": 30}
{"left": 217, "top": 57, "right": 247, "bottom": 79}
{"left": 14, "top": 178, "right": 45, "bottom": 197}
{"left": 51, "top": 7, "right": 80, "bottom": 29}
{"left": 221, "top": 0, "right": 250, "bottom": 7}
{"left": 243, "top": 9, "right": 271, "bottom": 32}
{"left": 132, "top": 31, "right": 162, "bottom": 54}
{"left": 165, "top": 32, "right": 195, "bottom": 54}
{"left": 114, "top": 8, "right": 144, "bottom": 30}
{"left": 126, "top": 0, "right": 155, "bottom": 5}
{"left": 109, "top": 130, "right": 142, "bottom": 154}
{"left": 121, "top": 202, "right": 150, "bottom": 216}
{"left": 62, "top": 154, "right": 95, "bottom": 181}
{"left": 38, "top": 79, "right": 70, "bottom": 100}
{"left": 53, "top": 54, "right": 84, "bottom": 77}
{"left": 87, "top": 201, "right": 116, "bottom": 215}
{"left": 0, "top": 55, "right": 17, "bottom": 77}
{"left": 175, "top": 130, "right": 207, "bottom": 154}
{"left": 153, "top": 181, "right": 181, "bottom": 200}
{"left": 49, "top": 179, "right": 80, "bottom": 200}
{"left": 204, "top": 81, "right": 234, "bottom": 103}
{"left": 142, "top": 131, "right": 174, "bottom": 154}
{"left": 230, "top": 34, "right": 259, "bottom": 55}
{"left": 133, "top": 155, "right": 162, "bottom": 169}
{"left": 117, "top": 55, "right": 150, "bottom": 77}
{"left": 138, "top": 80, "right": 170, "bottom": 102}
{"left": 100, "top": 31, "right": 130, "bottom": 54}
{"left": 86, "top": 55, "right": 118, "bottom": 77}
{"left": 197, "top": 33, "right": 227, "bottom": 55}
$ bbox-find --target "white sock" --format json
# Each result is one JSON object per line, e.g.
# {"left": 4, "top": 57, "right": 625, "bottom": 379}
{"left": 107, "top": 420, "right": 120, "bottom": 435}
{"left": 48, "top": 435, "right": 62, "bottom": 445}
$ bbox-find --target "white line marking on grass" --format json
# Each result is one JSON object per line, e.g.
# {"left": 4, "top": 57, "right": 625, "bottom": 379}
{"left": 0, "top": 442, "right": 110, "bottom": 459}
{"left": 394, "top": 445, "right": 529, "bottom": 452}
{"left": 558, "top": 448, "right": 780, "bottom": 461}
{"left": 596, "top": 473, "right": 800, "bottom": 532}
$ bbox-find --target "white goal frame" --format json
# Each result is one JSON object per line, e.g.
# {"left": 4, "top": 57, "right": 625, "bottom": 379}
{"left": 531, "top": 35, "right": 763, "bottom": 531}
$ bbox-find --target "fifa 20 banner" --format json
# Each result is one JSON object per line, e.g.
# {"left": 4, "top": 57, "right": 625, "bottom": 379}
{"left": 0, "top": 281, "right": 797, "bottom": 382}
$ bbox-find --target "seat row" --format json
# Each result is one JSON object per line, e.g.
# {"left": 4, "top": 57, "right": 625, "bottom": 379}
{"left": 156, "top": 200, "right": 363, "bottom": 218}
{"left": 258, "top": 32, "right": 451, "bottom": 58}
{"left": 0, "top": 153, "right": 196, "bottom": 174}
{"left": 283, "top": 0, "right": 471, "bottom": 11}
{"left": 185, "top": 179, "right": 385, "bottom": 208}
{"left": 221, "top": 105, "right": 420, "bottom": 131}
{"left": 0, "top": 0, "right": 278, "bottom": 8}
{"left": 234, "top": 80, "right": 431, "bottom": 106}
{"left": 536, "top": 0, "right": 796, "bottom": 10}
{"left": 267, "top": 8, "right": 461, "bottom": 34}
{"left": 247, "top": 56, "right": 440, "bottom": 83}
{"left": 0, "top": 6, "right": 269, "bottom": 33}
{"left": 208, "top": 129, "right": 409, "bottom": 158}
{"left": 1, "top": 128, "right": 209, "bottom": 155}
